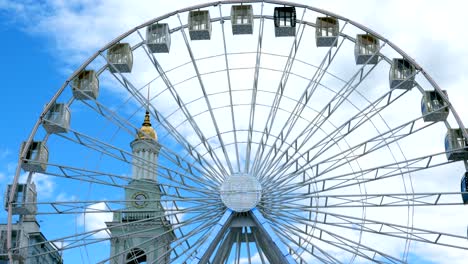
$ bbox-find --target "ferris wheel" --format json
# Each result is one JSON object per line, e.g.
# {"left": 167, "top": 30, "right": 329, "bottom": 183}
{"left": 5, "top": 0, "right": 468, "bottom": 263}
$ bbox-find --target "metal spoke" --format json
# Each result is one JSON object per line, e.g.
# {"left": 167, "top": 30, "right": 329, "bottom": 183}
{"left": 252, "top": 21, "right": 348, "bottom": 178}
{"left": 262, "top": 191, "right": 466, "bottom": 208}
{"left": 249, "top": 7, "right": 308, "bottom": 175}
{"left": 257, "top": 46, "right": 385, "bottom": 183}
{"left": 135, "top": 30, "right": 229, "bottom": 180}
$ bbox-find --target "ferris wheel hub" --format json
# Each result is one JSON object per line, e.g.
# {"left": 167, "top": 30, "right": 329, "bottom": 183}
{"left": 220, "top": 173, "right": 262, "bottom": 212}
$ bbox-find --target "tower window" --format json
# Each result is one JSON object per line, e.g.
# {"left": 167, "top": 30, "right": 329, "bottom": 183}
{"left": 126, "top": 248, "right": 146, "bottom": 264}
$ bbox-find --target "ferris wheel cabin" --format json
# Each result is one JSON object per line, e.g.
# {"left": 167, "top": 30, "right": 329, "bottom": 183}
{"left": 72, "top": 70, "right": 99, "bottom": 100}
{"left": 274, "top": 6, "right": 296, "bottom": 37}
{"left": 421, "top": 90, "right": 449, "bottom": 122}
{"left": 42, "top": 103, "right": 70, "bottom": 134}
{"left": 4, "top": 183, "right": 37, "bottom": 215}
{"left": 315, "top": 16, "right": 339, "bottom": 47}
{"left": 462, "top": 172, "right": 468, "bottom": 204}
{"left": 107, "top": 43, "right": 133, "bottom": 73}
{"left": 445, "top": 128, "right": 468, "bottom": 161}
{"left": 231, "top": 5, "right": 254, "bottom": 35}
{"left": 188, "top": 10, "right": 212, "bottom": 40}
{"left": 354, "top": 34, "right": 380, "bottom": 65}
{"left": 389, "top": 58, "right": 416, "bottom": 90}
{"left": 146, "top": 23, "right": 171, "bottom": 53}
{"left": 20, "top": 141, "right": 48, "bottom": 173}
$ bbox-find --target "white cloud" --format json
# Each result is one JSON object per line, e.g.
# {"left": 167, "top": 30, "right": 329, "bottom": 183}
{"left": 18, "top": 172, "right": 56, "bottom": 199}
{"left": 240, "top": 252, "right": 262, "bottom": 264}
{"left": 77, "top": 202, "right": 113, "bottom": 239}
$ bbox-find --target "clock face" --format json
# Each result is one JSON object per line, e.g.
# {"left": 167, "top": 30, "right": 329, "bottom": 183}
{"left": 132, "top": 192, "right": 148, "bottom": 208}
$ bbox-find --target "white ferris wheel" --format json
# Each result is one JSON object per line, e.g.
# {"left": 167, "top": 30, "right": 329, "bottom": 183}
{"left": 5, "top": 1, "right": 468, "bottom": 263}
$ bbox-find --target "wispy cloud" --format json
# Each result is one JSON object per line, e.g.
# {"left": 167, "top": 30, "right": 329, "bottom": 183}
{"left": 77, "top": 202, "right": 113, "bottom": 239}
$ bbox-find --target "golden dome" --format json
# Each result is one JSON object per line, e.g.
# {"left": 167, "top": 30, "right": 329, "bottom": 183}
{"left": 137, "top": 111, "right": 157, "bottom": 140}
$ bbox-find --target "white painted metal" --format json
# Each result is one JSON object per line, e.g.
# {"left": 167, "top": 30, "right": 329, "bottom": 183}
{"left": 7, "top": 1, "right": 468, "bottom": 263}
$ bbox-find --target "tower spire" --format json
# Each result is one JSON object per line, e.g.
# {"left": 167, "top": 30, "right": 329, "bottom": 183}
{"left": 137, "top": 84, "right": 157, "bottom": 140}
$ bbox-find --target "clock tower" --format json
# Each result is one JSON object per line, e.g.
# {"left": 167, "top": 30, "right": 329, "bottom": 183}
{"left": 106, "top": 111, "right": 174, "bottom": 264}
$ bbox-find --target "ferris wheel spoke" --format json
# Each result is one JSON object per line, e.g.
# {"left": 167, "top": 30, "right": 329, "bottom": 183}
{"left": 40, "top": 163, "right": 218, "bottom": 201}
{"left": 303, "top": 91, "right": 414, "bottom": 167}
{"left": 112, "top": 206, "right": 224, "bottom": 263}
{"left": 160, "top": 203, "right": 225, "bottom": 262}
{"left": 71, "top": 92, "right": 223, "bottom": 186}
{"left": 176, "top": 15, "right": 235, "bottom": 175}
{"left": 306, "top": 119, "right": 433, "bottom": 181}
{"left": 252, "top": 21, "right": 348, "bottom": 181}
{"left": 244, "top": 2, "right": 265, "bottom": 174}
{"left": 264, "top": 191, "right": 465, "bottom": 209}
{"left": 249, "top": 8, "right": 308, "bottom": 175}
{"left": 154, "top": 211, "right": 225, "bottom": 264}
{"left": 271, "top": 219, "right": 393, "bottom": 264}
{"left": 22, "top": 196, "right": 219, "bottom": 215}
{"left": 268, "top": 221, "right": 341, "bottom": 264}
{"left": 45, "top": 158, "right": 217, "bottom": 198}
{"left": 257, "top": 51, "right": 385, "bottom": 181}
{"left": 19, "top": 204, "right": 219, "bottom": 261}
{"left": 106, "top": 53, "right": 227, "bottom": 183}
{"left": 98, "top": 207, "right": 224, "bottom": 264}
{"left": 296, "top": 207, "right": 468, "bottom": 251}
{"left": 266, "top": 151, "right": 452, "bottom": 198}
{"left": 159, "top": 145, "right": 223, "bottom": 189}
{"left": 49, "top": 128, "right": 221, "bottom": 191}
{"left": 75, "top": 94, "right": 137, "bottom": 137}
{"left": 153, "top": 208, "right": 227, "bottom": 264}
{"left": 268, "top": 211, "right": 404, "bottom": 263}
{"left": 135, "top": 31, "right": 230, "bottom": 180}
{"left": 218, "top": 5, "right": 242, "bottom": 173}
{"left": 272, "top": 224, "right": 339, "bottom": 264}
{"left": 314, "top": 152, "right": 451, "bottom": 194}
{"left": 262, "top": 87, "right": 410, "bottom": 187}
{"left": 264, "top": 115, "right": 438, "bottom": 195}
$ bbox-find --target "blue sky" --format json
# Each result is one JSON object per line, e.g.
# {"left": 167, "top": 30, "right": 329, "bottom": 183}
{"left": 1, "top": 0, "right": 468, "bottom": 263}
{"left": 0, "top": 13, "right": 64, "bottom": 208}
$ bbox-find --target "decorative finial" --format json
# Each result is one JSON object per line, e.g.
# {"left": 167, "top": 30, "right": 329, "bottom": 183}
{"left": 137, "top": 110, "right": 157, "bottom": 140}
{"left": 142, "top": 111, "right": 151, "bottom": 126}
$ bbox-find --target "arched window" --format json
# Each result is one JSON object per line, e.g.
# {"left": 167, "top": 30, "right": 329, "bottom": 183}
{"left": 126, "top": 248, "right": 147, "bottom": 264}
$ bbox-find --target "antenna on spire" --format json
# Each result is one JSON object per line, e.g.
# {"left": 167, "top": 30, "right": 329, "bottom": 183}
{"left": 146, "top": 83, "right": 150, "bottom": 112}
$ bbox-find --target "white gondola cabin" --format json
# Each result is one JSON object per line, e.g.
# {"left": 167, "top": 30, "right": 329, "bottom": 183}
{"left": 274, "top": 6, "right": 296, "bottom": 37}
{"left": 354, "top": 34, "right": 380, "bottom": 65}
{"left": 445, "top": 128, "right": 468, "bottom": 161}
{"left": 316, "top": 17, "right": 339, "bottom": 47}
{"left": 389, "top": 58, "right": 415, "bottom": 89}
{"left": 188, "top": 10, "right": 211, "bottom": 40}
{"left": 42, "top": 103, "right": 70, "bottom": 134}
{"left": 461, "top": 172, "right": 468, "bottom": 204}
{"left": 421, "top": 90, "right": 449, "bottom": 122}
{"left": 107, "top": 43, "right": 133, "bottom": 73}
{"left": 20, "top": 141, "right": 48, "bottom": 173}
{"left": 72, "top": 70, "right": 99, "bottom": 100}
{"left": 231, "top": 5, "right": 254, "bottom": 35}
{"left": 146, "top": 23, "right": 171, "bottom": 53}
{"left": 4, "top": 183, "right": 37, "bottom": 215}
